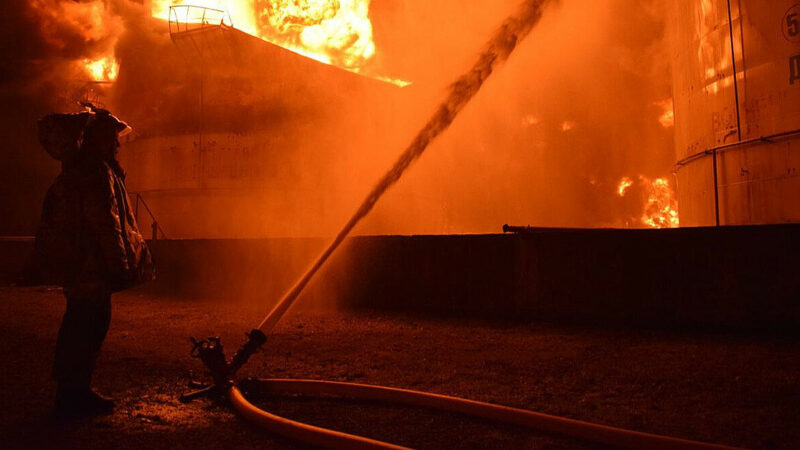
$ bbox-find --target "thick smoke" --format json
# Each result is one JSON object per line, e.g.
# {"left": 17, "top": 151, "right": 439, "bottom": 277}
{"left": 0, "top": 0, "right": 190, "bottom": 234}
{"left": 0, "top": 0, "right": 130, "bottom": 235}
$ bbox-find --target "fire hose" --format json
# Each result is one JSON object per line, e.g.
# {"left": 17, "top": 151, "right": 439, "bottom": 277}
{"left": 181, "top": 332, "right": 740, "bottom": 449}
{"left": 180, "top": 1, "right": 744, "bottom": 448}
{"left": 230, "top": 379, "right": 742, "bottom": 450}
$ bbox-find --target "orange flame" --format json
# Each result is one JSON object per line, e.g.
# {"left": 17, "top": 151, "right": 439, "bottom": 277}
{"left": 617, "top": 176, "right": 633, "bottom": 196}
{"left": 640, "top": 176, "right": 679, "bottom": 228}
{"left": 617, "top": 176, "right": 680, "bottom": 228}
{"left": 28, "top": 0, "right": 121, "bottom": 83}
{"left": 82, "top": 56, "right": 119, "bottom": 82}
{"left": 151, "top": 0, "right": 378, "bottom": 71}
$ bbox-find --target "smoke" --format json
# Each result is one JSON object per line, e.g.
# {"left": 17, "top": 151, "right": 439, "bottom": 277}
{"left": 359, "top": 0, "right": 675, "bottom": 232}
{"left": 27, "top": 0, "right": 122, "bottom": 57}
{"left": 348, "top": 0, "right": 551, "bottom": 231}
{"left": 0, "top": 0, "right": 131, "bottom": 235}
{"left": 1, "top": 0, "right": 124, "bottom": 101}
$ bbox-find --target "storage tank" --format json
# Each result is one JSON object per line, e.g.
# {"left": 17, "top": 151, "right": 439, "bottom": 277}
{"left": 115, "top": 12, "right": 407, "bottom": 238}
{"left": 669, "top": 1, "right": 800, "bottom": 226}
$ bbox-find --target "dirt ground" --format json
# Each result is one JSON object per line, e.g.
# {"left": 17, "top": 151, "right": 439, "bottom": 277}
{"left": 1, "top": 286, "right": 798, "bottom": 449}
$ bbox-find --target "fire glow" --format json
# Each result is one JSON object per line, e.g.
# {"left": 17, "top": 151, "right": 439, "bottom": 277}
{"left": 641, "top": 177, "right": 679, "bottom": 228}
{"left": 617, "top": 176, "right": 679, "bottom": 229}
{"left": 27, "top": 0, "right": 122, "bottom": 83}
{"left": 655, "top": 98, "right": 674, "bottom": 128}
{"left": 151, "top": 0, "right": 379, "bottom": 72}
{"left": 617, "top": 177, "right": 633, "bottom": 196}
{"left": 82, "top": 56, "right": 119, "bottom": 82}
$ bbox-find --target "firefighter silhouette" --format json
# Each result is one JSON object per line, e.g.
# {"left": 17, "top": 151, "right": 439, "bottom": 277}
{"left": 34, "top": 104, "right": 154, "bottom": 417}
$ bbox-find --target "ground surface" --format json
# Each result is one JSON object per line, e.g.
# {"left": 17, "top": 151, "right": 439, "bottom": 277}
{"left": 1, "top": 286, "right": 798, "bottom": 449}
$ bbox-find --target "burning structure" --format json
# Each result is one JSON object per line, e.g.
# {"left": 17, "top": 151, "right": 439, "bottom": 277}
{"left": 4, "top": 0, "right": 695, "bottom": 238}
{"left": 2, "top": 1, "right": 797, "bottom": 307}
{"left": 4, "top": 0, "right": 797, "bottom": 239}
{"left": 116, "top": 7, "right": 407, "bottom": 238}
{"left": 1, "top": 2, "right": 799, "bottom": 447}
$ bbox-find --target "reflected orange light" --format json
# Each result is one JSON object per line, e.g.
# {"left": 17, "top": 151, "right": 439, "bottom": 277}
{"left": 654, "top": 99, "right": 674, "bottom": 128}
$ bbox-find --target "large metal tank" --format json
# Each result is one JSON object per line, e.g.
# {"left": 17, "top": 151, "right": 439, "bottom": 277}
{"left": 115, "top": 14, "right": 408, "bottom": 238}
{"left": 670, "top": 1, "right": 800, "bottom": 226}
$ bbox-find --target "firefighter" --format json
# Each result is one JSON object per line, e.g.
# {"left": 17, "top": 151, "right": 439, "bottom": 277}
{"left": 33, "top": 105, "right": 154, "bottom": 417}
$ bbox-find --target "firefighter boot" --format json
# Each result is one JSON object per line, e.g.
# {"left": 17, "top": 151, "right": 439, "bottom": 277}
{"left": 54, "top": 386, "right": 115, "bottom": 418}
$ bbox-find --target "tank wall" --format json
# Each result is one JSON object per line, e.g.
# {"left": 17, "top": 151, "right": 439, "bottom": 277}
{"left": 670, "top": 1, "right": 800, "bottom": 226}
{"left": 121, "top": 132, "right": 369, "bottom": 238}
{"left": 119, "top": 127, "right": 450, "bottom": 239}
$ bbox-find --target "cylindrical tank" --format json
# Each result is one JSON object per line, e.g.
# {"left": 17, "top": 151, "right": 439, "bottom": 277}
{"left": 669, "top": 1, "right": 800, "bottom": 226}
{"left": 116, "top": 23, "right": 409, "bottom": 238}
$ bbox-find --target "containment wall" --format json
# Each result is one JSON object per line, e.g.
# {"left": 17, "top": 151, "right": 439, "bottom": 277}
{"left": 4, "top": 226, "right": 800, "bottom": 331}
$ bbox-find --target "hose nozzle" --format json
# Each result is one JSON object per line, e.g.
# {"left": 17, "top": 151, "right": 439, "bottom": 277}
{"left": 189, "top": 336, "right": 230, "bottom": 387}
{"left": 229, "top": 329, "right": 267, "bottom": 376}
{"left": 181, "top": 330, "right": 267, "bottom": 403}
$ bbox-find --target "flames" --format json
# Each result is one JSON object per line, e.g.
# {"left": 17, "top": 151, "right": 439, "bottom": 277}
{"left": 27, "top": 0, "right": 122, "bottom": 83}
{"left": 256, "top": 0, "right": 375, "bottom": 69}
{"left": 151, "top": 0, "right": 378, "bottom": 71}
{"left": 640, "top": 177, "right": 679, "bottom": 228}
{"left": 617, "top": 176, "right": 679, "bottom": 229}
{"left": 82, "top": 56, "right": 119, "bottom": 82}
{"left": 617, "top": 177, "right": 633, "bottom": 196}
{"left": 28, "top": 0, "right": 385, "bottom": 85}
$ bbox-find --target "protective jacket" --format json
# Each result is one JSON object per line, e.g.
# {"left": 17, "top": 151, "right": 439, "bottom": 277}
{"left": 33, "top": 111, "right": 154, "bottom": 291}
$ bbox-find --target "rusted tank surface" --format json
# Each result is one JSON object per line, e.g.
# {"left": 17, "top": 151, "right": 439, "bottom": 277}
{"left": 670, "top": 1, "right": 800, "bottom": 226}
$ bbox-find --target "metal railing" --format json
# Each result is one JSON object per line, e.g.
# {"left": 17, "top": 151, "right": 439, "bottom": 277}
{"left": 672, "top": 128, "right": 800, "bottom": 227}
{"left": 168, "top": 5, "right": 233, "bottom": 36}
{"left": 133, "top": 193, "right": 167, "bottom": 241}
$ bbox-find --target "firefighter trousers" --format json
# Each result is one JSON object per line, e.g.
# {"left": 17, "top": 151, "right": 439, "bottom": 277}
{"left": 53, "top": 285, "right": 111, "bottom": 389}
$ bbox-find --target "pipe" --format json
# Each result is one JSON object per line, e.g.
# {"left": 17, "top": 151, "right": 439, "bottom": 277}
{"left": 712, "top": 147, "right": 721, "bottom": 226}
{"left": 231, "top": 378, "right": 743, "bottom": 450}
{"left": 672, "top": 128, "right": 800, "bottom": 172}
{"left": 725, "top": 0, "right": 742, "bottom": 144}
